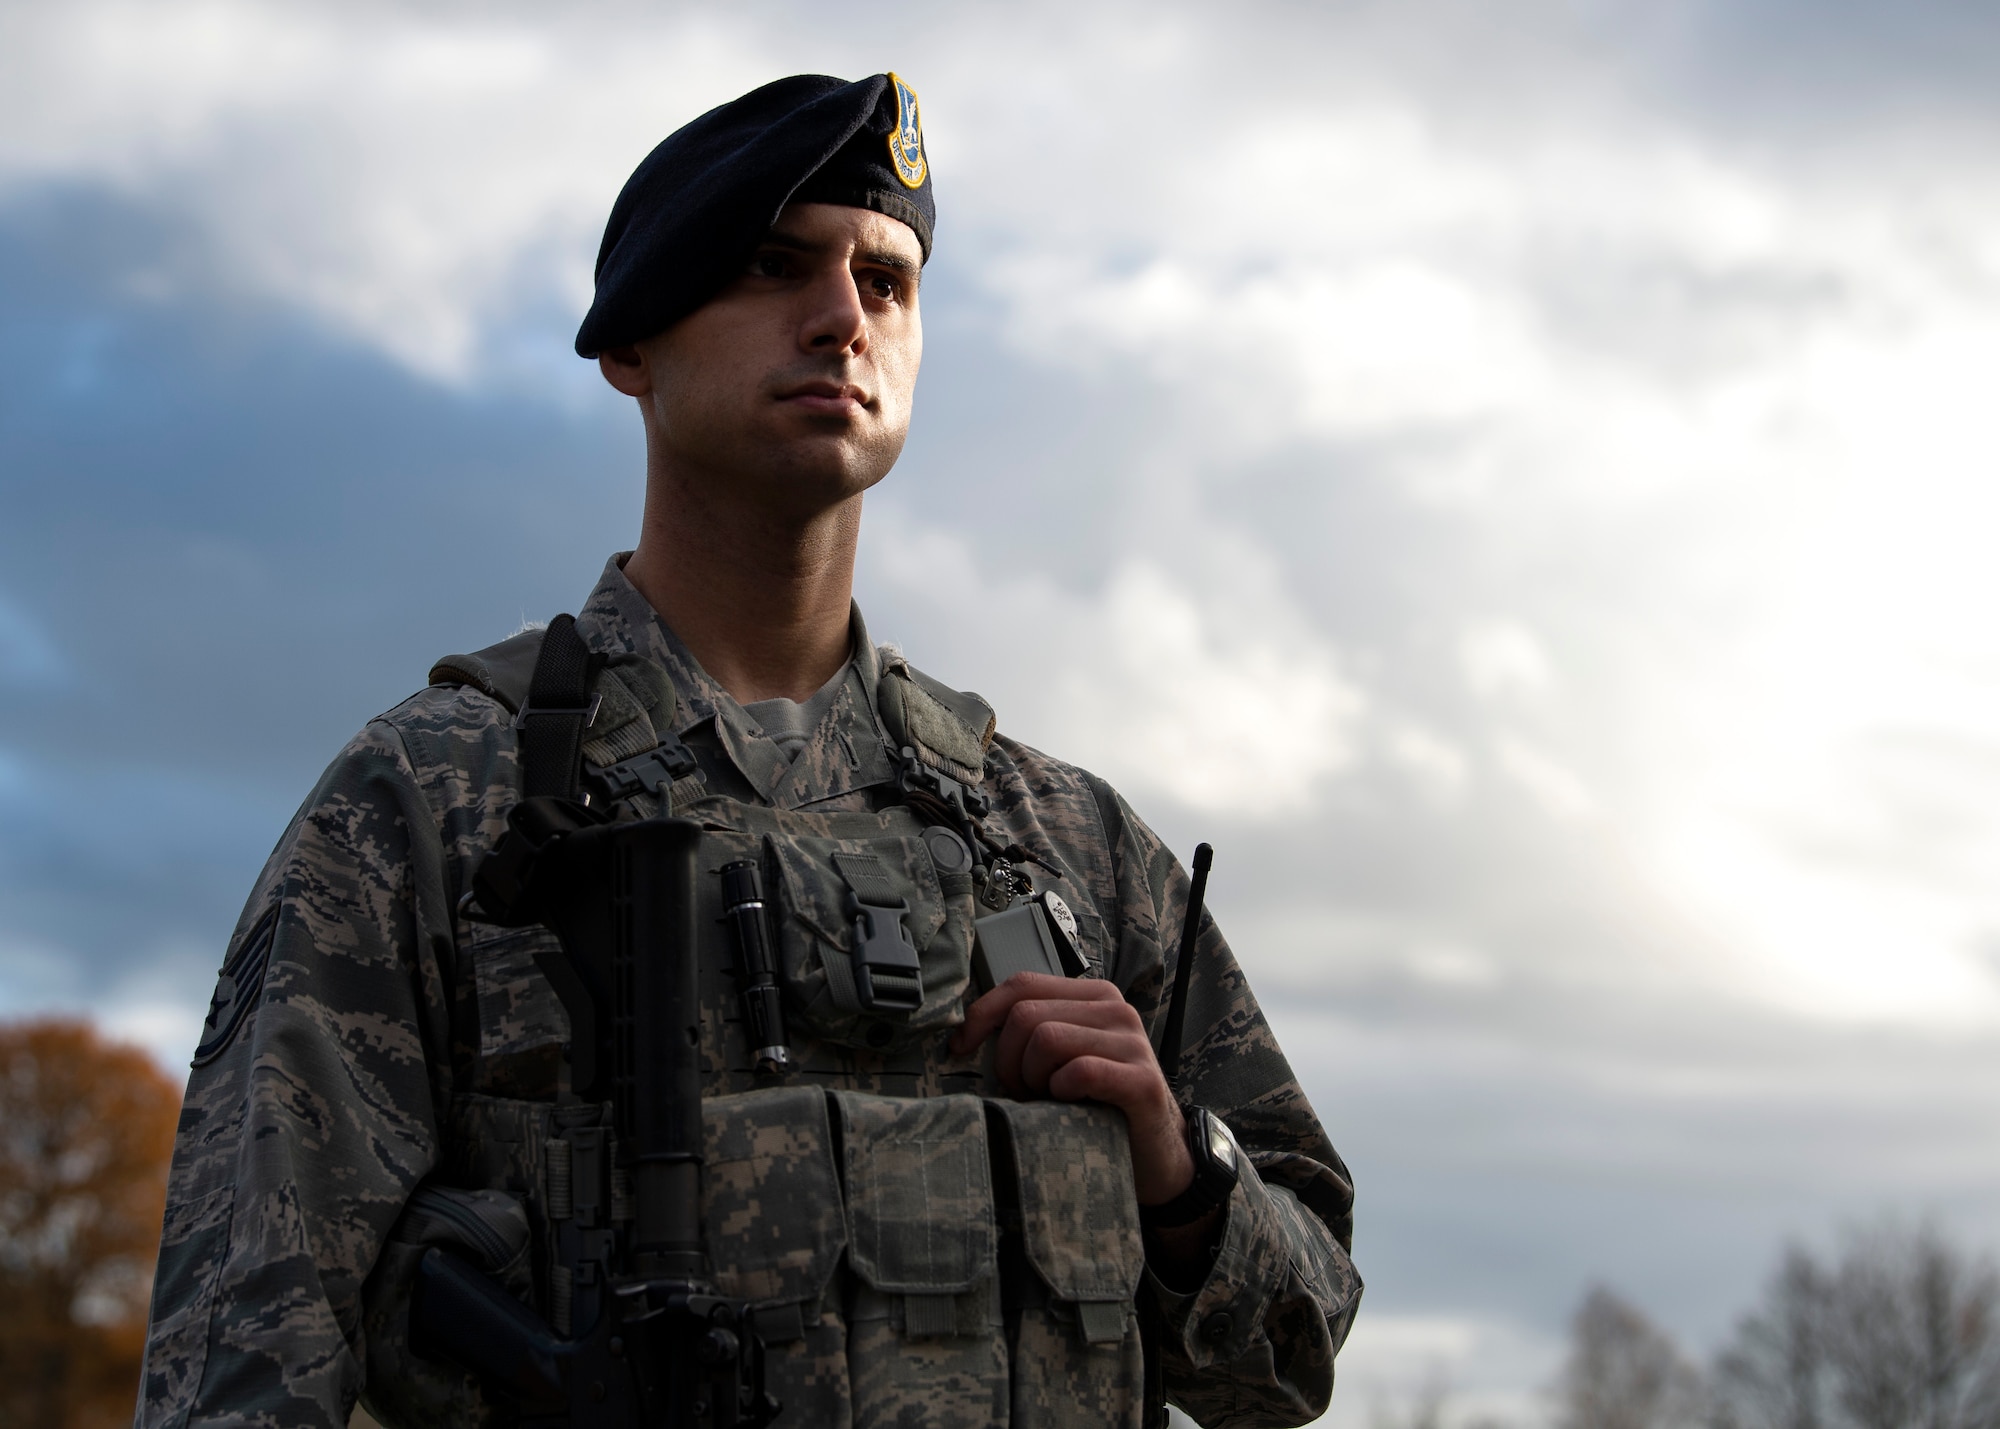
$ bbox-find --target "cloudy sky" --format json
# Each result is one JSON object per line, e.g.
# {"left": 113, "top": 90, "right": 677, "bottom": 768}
{"left": 7, "top": 0, "right": 2000, "bottom": 1422}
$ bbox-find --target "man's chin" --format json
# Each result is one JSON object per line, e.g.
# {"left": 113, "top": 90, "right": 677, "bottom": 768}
{"left": 737, "top": 443, "right": 895, "bottom": 513}
{"left": 767, "top": 428, "right": 900, "bottom": 485}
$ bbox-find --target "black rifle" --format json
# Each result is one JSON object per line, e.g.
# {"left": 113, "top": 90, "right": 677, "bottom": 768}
{"left": 415, "top": 810, "right": 779, "bottom": 1428}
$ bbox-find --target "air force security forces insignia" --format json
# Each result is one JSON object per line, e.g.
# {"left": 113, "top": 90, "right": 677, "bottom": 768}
{"left": 887, "top": 72, "right": 926, "bottom": 189}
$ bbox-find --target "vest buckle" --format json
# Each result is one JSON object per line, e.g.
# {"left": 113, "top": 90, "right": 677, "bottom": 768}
{"left": 845, "top": 892, "right": 923, "bottom": 1013}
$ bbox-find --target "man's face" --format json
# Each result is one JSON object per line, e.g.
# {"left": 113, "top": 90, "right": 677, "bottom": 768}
{"left": 608, "top": 202, "right": 924, "bottom": 518}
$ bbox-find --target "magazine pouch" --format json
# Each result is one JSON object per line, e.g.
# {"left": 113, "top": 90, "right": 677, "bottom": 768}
{"left": 988, "top": 1099, "right": 1146, "bottom": 1428}
{"left": 836, "top": 1091, "right": 1008, "bottom": 1428}
{"left": 701, "top": 1085, "right": 852, "bottom": 1426}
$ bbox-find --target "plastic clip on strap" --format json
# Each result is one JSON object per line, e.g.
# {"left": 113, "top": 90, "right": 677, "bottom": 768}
{"left": 831, "top": 851, "right": 923, "bottom": 1013}
{"left": 588, "top": 741, "right": 700, "bottom": 802}
{"left": 896, "top": 746, "right": 990, "bottom": 821}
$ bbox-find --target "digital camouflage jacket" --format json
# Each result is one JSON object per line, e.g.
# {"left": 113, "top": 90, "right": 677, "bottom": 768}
{"left": 139, "top": 556, "right": 1361, "bottom": 1429}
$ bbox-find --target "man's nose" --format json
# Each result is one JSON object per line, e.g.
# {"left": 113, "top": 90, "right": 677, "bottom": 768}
{"left": 800, "top": 268, "right": 867, "bottom": 354}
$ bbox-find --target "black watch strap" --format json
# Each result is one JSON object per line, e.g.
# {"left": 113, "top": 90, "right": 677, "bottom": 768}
{"left": 1139, "top": 1106, "right": 1240, "bottom": 1230}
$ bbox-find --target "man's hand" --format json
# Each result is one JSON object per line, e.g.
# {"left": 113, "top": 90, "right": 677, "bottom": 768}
{"left": 951, "top": 972, "right": 1193, "bottom": 1206}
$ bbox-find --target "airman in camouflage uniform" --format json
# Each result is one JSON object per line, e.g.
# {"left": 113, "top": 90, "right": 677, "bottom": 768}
{"left": 140, "top": 72, "right": 1361, "bottom": 1429}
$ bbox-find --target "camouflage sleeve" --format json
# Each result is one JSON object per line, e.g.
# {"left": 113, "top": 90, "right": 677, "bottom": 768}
{"left": 139, "top": 719, "right": 456, "bottom": 1429}
{"left": 1103, "top": 788, "right": 1363, "bottom": 1428}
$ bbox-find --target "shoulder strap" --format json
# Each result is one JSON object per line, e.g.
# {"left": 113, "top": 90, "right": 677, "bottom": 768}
{"left": 433, "top": 620, "right": 706, "bottom": 815}
{"left": 514, "top": 615, "right": 602, "bottom": 801}
{"left": 433, "top": 615, "right": 601, "bottom": 801}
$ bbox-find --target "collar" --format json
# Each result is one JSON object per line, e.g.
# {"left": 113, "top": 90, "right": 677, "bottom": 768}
{"left": 573, "top": 553, "right": 899, "bottom": 808}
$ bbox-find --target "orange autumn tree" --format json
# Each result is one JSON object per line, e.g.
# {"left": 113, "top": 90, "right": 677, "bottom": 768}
{"left": 0, "top": 1017, "right": 181, "bottom": 1429}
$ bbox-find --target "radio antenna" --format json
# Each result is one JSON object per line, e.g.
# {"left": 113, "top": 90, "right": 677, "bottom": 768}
{"left": 1156, "top": 842, "right": 1212, "bottom": 1097}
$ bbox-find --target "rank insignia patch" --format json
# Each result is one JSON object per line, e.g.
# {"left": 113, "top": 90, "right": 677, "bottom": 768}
{"left": 887, "top": 72, "right": 927, "bottom": 190}
{"left": 192, "top": 903, "right": 277, "bottom": 1067}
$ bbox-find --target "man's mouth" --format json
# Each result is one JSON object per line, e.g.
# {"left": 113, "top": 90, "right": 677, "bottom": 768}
{"left": 778, "top": 378, "right": 869, "bottom": 417}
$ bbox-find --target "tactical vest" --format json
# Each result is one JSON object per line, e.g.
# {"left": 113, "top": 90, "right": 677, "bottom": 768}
{"left": 359, "top": 619, "right": 1148, "bottom": 1429}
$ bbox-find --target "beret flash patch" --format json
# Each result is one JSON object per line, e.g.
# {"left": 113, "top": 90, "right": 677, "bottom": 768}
{"left": 888, "top": 73, "right": 926, "bottom": 189}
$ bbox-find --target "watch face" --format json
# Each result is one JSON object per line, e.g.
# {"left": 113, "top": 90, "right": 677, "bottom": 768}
{"left": 1202, "top": 1111, "right": 1237, "bottom": 1172}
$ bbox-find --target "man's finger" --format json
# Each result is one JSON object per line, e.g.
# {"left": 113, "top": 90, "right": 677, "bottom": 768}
{"left": 1015, "top": 1020, "right": 1156, "bottom": 1099}
{"left": 952, "top": 971, "right": 1119, "bottom": 1053}
{"left": 1046, "top": 1054, "right": 1164, "bottom": 1110}
{"left": 991, "top": 999, "right": 1146, "bottom": 1087}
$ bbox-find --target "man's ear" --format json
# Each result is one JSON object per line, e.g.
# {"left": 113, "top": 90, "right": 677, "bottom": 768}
{"left": 598, "top": 344, "right": 652, "bottom": 397}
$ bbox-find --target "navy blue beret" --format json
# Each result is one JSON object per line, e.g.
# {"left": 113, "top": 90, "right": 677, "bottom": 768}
{"left": 574, "top": 72, "right": 934, "bottom": 357}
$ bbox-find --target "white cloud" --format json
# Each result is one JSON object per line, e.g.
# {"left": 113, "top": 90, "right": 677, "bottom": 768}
{"left": 1387, "top": 725, "right": 1471, "bottom": 799}
{"left": 1461, "top": 620, "right": 1554, "bottom": 701}
{"left": 98, "top": 1002, "right": 203, "bottom": 1083}
{"left": 1497, "top": 736, "right": 1598, "bottom": 822}
{"left": 994, "top": 250, "right": 1550, "bottom": 445}
{"left": 1317, "top": 1310, "right": 1564, "bottom": 1429}
{"left": 862, "top": 507, "right": 1364, "bottom": 818}
{"left": 939, "top": 39, "right": 2000, "bottom": 1029}
{"left": 0, "top": 2, "right": 783, "bottom": 380}
{"left": 1051, "top": 563, "right": 1364, "bottom": 814}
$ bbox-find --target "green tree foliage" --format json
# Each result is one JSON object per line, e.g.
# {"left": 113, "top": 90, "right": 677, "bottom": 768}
{"left": 0, "top": 1018, "right": 180, "bottom": 1429}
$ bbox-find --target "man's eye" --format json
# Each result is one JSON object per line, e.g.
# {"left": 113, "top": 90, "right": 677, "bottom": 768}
{"left": 868, "top": 276, "right": 900, "bottom": 301}
{"left": 751, "top": 253, "right": 789, "bottom": 278}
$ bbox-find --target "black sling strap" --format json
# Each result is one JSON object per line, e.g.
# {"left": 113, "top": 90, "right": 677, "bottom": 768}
{"left": 516, "top": 613, "right": 602, "bottom": 802}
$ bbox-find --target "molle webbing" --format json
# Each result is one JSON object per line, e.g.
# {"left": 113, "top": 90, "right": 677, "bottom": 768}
{"left": 831, "top": 851, "right": 903, "bottom": 908}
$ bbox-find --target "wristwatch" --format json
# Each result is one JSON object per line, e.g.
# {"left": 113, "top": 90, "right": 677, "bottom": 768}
{"left": 1138, "top": 1104, "right": 1241, "bottom": 1230}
